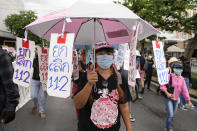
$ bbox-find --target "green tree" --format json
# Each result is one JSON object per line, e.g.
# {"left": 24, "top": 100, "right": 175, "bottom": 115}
{"left": 183, "top": 11, "right": 197, "bottom": 57}
{"left": 4, "top": 10, "right": 42, "bottom": 45}
{"left": 116, "top": 0, "right": 197, "bottom": 56}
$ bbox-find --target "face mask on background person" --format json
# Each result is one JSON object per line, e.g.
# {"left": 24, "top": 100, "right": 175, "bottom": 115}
{"left": 173, "top": 68, "right": 183, "bottom": 75}
{"left": 148, "top": 55, "right": 152, "bottom": 59}
{"left": 97, "top": 55, "right": 113, "bottom": 69}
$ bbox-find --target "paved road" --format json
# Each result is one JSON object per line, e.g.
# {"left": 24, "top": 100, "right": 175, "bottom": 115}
{"left": 5, "top": 90, "right": 197, "bottom": 131}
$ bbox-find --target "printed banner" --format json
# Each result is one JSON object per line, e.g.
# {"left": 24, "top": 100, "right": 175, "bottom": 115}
{"left": 37, "top": 46, "right": 49, "bottom": 91}
{"left": 152, "top": 41, "right": 168, "bottom": 85}
{"left": 115, "top": 43, "right": 128, "bottom": 70}
{"left": 47, "top": 33, "right": 74, "bottom": 98}
{"left": 73, "top": 50, "right": 79, "bottom": 80}
{"left": 128, "top": 24, "right": 139, "bottom": 87}
{"left": 13, "top": 37, "right": 35, "bottom": 87}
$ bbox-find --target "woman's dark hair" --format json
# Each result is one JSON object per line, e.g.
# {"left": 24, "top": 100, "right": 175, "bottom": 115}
{"left": 95, "top": 48, "right": 114, "bottom": 54}
{"left": 79, "top": 60, "right": 86, "bottom": 71}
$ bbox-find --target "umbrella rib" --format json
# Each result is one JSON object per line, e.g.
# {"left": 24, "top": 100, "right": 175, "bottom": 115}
{"left": 73, "top": 18, "right": 94, "bottom": 44}
{"left": 41, "top": 18, "right": 65, "bottom": 39}
{"left": 97, "top": 19, "right": 107, "bottom": 43}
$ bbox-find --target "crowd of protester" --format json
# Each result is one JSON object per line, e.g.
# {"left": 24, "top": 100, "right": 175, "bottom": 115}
{"left": 0, "top": 42, "right": 195, "bottom": 131}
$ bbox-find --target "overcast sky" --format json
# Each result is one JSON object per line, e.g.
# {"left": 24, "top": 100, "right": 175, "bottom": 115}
{"left": 24, "top": 0, "right": 123, "bottom": 17}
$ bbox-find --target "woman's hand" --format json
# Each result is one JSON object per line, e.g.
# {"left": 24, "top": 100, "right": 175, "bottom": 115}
{"left": 87, "top": 71, "right": 98, "bottom": 85}
{"left": 166, "top": 92, "right": 173, "bottom": 98}
{"left": 187, "top": 100, "right": 193, "bottom": 106}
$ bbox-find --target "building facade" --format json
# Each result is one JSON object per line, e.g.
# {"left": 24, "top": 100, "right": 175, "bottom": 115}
{"left": 0, "top": 0, "right": 24, "bottom": 47}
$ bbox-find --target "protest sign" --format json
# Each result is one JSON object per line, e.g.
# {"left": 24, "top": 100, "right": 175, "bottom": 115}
{"left": 13, "top": 37, "right": 35, "bottom": 87}
{"left": 12, "top": 62, "right": 31, "bottom": 111}
{"left": 115, "top": 43, "right": 128, "bottom": 70}
{"left": 73, "top": 50, "right": 79, "bottom": 80}
{"left": 128, "top": 24, "right": 139, "bottom": 87}
{"left": 47, "top": 33, "right": 74, "bottom": 98}
{"left": 123, "top": 50, "right": 130, "bottom": 70}
{"left": 16, "top": 85, "right": 31, "bottom": 111}
{"left": 152, "top": 41, "right": 168, "bottom": 85}
{"left": 37, "top": 46, "right": 49, "bottom": 91}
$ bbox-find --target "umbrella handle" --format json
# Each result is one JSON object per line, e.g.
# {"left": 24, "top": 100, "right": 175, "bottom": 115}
{"left": 93, "top": 18, "right": 97, "bottom": 92}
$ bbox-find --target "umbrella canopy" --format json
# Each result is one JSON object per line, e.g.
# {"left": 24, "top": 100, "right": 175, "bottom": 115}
{"left": 26, "top": 1, "right": 160, "bottom": 45}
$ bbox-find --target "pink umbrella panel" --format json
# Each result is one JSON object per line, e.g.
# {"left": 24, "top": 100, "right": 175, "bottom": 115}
{"left": 25, "top": 1, "right": 160, "bottom": 45}
{"left": 27, "top": 18, "right": 132, "bottom": 45}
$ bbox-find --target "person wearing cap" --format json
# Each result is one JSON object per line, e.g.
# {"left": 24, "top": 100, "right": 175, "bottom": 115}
{"left": 167, "top": 57, "right": 178, "bottom": 74}
{"left": 31, "top": 47, "right": 47, "bottom": 118}
{"left": 160, "top": 61, "right": 193, "bottom": 131}
{"left": 74, "top": 41, "right": 132, "bottom": 131}
{"left": 179, "top": 57, "right": 192, "bottom": 110}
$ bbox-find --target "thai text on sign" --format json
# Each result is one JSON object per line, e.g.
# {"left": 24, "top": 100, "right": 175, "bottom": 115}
{"left": 38, "top": 46, "right": 49, "bottom": 91}
{"left": 47, "top": 33, "right": 74, "bottom": 98}
{"left": 152, "top": 41, "right": 168, "bottom": 85}
{"left": 128, "top": 24, "right": 139, "bottom": 87}
{"left": 13, "top": 37, "right": 35, "bottom": 87}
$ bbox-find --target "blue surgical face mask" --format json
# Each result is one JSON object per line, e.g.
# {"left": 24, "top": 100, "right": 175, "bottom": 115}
{"left": 173, "top": 68, "right": 183, "bottom": 75}
{"left": 97, "top": 55, "right": 114, "bottom": 69}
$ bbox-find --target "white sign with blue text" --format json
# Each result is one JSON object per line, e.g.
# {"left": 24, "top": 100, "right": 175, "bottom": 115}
{"left": 123, "top": 50, "right": 130, "bottom": 70}
{"left": 47, "top": 33, "right": 74, "bottom": 98}
{"left": 13, "top": 37, "right": 35, "bottom": 87}
{"left": 115, "top": 43, "right": 128, "bottom": 70}
{"left": 37, "top": 46, "right": 49, "bottom": 91}
{"left": 152, "top": 41, "right": 168, "bottom": 85}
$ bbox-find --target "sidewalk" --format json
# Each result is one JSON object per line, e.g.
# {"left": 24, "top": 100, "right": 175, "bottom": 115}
{"left": 151, "top": 76, "right": 197, "bottom": 105}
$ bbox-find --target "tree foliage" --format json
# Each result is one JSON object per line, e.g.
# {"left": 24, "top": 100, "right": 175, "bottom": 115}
{"left": 121, "top": 0, "right": 197, "bottom": 33}
{"left": 115, "top": 0, "right": 197, "bottom": 55}
{"left": 4, "top": 10, "right": 42, "bottom": 44}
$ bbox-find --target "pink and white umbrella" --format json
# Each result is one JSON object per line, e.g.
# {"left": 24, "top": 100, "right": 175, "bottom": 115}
{"left": 25, "top": 1, "right": 160, "bottom": 45}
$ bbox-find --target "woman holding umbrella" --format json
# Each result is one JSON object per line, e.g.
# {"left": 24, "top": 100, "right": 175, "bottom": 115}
{"left": 74, "top": 41, "right": 132, "bottom": 131}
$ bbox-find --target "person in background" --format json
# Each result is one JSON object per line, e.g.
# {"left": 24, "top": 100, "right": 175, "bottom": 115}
{"left": 74, "top": 41, "right": 132, "bottom": 131}
{"left": 160, "top": 61, "right": 193, "bottom": 131}
{"left": 167, "top": 57, "right": 178, "bottom": 74}
{"left": 119, "top": 67, "right": 135, "bottom": 122}
{"left": 144, "top": 52, "right": 154, "bottom": 90}
{"left": 72, "top": 60, "right": 88, "bottom": 119}
{"left": 135, "top": 50, "right": 143, "bottom": 99}
{"left": 139, "top": 52, "right": 145, "bottom": 94}
{"left": 0, "top": 46, "right": 19, "bottom": 131}
{"left": 31, "top": 47, "right": 47, "bottom": 118}
{"left": 180, "top": 57, "right": 192, "bottom": 110}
